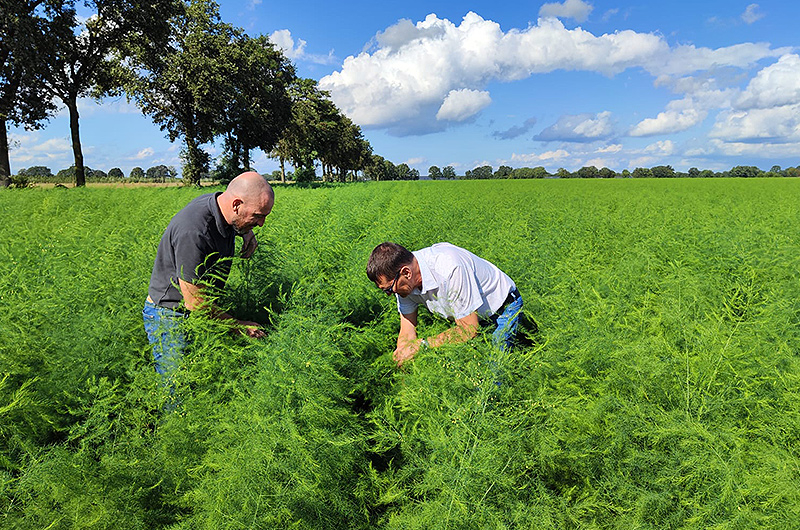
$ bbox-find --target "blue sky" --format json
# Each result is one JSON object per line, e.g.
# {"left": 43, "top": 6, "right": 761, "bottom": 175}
{"left": 8, "top": 0, "right": 800, "bottom": 176}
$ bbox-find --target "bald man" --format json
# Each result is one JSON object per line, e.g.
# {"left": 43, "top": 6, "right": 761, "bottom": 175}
{"left": 144, "top": 172, "right": 273, "bottom": 377}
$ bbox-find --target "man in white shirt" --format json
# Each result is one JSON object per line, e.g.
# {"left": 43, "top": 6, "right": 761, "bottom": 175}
{"left": 366, "top": 242, "right": 523, "bottom": 366}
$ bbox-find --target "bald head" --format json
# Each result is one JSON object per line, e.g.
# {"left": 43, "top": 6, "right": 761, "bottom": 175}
{"left": 226, "top": 171, "right": 274, "bottom": 202}
{"left": 218, "top": 172, "right": 274, "bottom": 233}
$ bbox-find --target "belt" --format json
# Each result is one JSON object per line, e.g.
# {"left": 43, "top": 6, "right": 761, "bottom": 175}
{"left": 499, "top": 288, "right": 521, "bottom": 312}
{"left": 486, "top": 288, "right": 521, "bottom": 326}
{"left": 145, "top": 296, "right": 186, "bottom": 315}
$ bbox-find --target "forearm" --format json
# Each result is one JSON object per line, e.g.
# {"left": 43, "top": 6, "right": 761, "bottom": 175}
{"left": 396, "top": 328, "right": 418, "bottom": 349}
{"left": 179, "top": 279, "right": 236, "bottom": 321}
{"left": 423, "top": 313, "right": 479, "bottom": 347}
{"left": 425, "top": 325, "right": 477, "bottom": 347}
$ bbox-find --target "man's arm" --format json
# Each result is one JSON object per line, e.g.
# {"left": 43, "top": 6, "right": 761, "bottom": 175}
{"left": 393, "top": 311, "right": 480, "bottom": 367}
{"left": 393, "top": 309, "right": 418, "bottom": 366}
{"left": 239, "top": 229, "right": 258, "bottom": 258}
{"left": 178, "top": 278, "right": 266, "bottom": 338}
{"left": 426, "top": 312, "right": 479, "bottom": 348}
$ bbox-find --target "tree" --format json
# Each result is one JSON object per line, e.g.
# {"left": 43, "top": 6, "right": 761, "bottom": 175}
{"left": 293, "top": 166, "right": 316, "bottom": 183}
{"left": 129, "top": 166, "right": 144, "bottom": 180}
{"left": 37, "top": 0, "right": 178, "bottom": 187}
{"left": 272, "top": 78, "right": 339, "bottom": 182}
{"left": 126, "top": 0, "right": 237, "bottom": 186}
{"left": 442, "top": 165, "right": 456, "bottom": 179}
{"left": 729, "top": 165, "right": 763, "bottom": 178}
{"left": 632, "top": 167, "right": 653, "bottom": 178}
{"left": 428, "top": 165, "right": 442, "bottom": 179}
{"left": 146, "top": 164, "right": 177, "bottom": 181}
{"left": 108, "top": 167, "right": 124, "bottom": 179}
{"left": 321, "top": 116, "right": 372, "bottom": 182}
{"left": 575, "top": 166, "right": 599, "bottom": 178}
{"left": 364, "top": 154, "right": 394, "bottom": 181}
{"left": 651, "top": 165, "right": 675, "bottom": 178}
{"left": 598, "top": 167, "right": 616, "bottom": 178}
{"left": 494, "top": 165, "right": 512, "bottom": 178}
{"left": 555, "top": 167, "right": 571, "bottom": 178}
{"left": 0, "top": 0, "right": 57, "bottom": 187}
{"left": 395, "top": 163, "right": 412, "bottom": 180}
{"left": 467, "top": 165, "right": 492, "bottom": 179}
{"left": 17, "top": 166, "right": 53, "bottom": 179}
{"left": 511, "top": 166, "right": 549, "bottom": 179}
{"left": 217, "top": 33, "right": 294, "bottom": 174}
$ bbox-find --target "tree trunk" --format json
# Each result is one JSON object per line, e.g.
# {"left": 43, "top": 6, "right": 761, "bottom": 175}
{"left": 280, "top": 156, "right": 285, "bottom": 183}
{"left": 227, "top": 134, "right": 241, "bottom": 174}
{"left": 0, "top": 119, "right": 10, "bottom": 188}
{"left": 67, "top": 98, "right": 85, "bottom": 187}
{"left": 184, "top": 137, "right": 203, "bottom": 186}
{"left": 242, "top": 148, "right": 250, "bottom": 171}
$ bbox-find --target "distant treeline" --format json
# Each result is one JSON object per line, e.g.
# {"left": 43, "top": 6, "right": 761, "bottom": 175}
{"left": 8, "top": 162, "right": 800, "bottom": 188}
{"left": 9, "top": 165, "right": 179, "bottom": 186}
{"left": 457, "top": 164, "right": 800, "bottom": 179}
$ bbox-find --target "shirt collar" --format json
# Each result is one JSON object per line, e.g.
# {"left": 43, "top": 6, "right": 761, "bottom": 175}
{"left": 413, "top": 250, "right": 438, "bottom": 295}
{"left": 211, "top": 192, "right": 234, "bottom": 237}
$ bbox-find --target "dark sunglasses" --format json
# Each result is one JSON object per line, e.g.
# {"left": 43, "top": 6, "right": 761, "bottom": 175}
{"left": 382, "top": 270, "right": 401, "bottom": 296}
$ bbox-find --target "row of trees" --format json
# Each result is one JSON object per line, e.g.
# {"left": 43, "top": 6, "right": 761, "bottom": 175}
{"left": 455, "top": 164, "right": 800, "bottom": 180}
{"left": 12, "top": 164, "right": 179, "bottom": 184}
{"left": 1, "top": 0, "right": 373, "bottom": 188}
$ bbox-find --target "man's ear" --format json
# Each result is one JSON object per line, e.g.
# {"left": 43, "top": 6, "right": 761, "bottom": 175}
{"left": 231, "top": 197, "right": 243, "bottom": 212}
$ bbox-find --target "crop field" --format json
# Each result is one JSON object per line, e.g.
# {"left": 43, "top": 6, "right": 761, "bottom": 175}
{"left": 1, "top": 178, "right": 800, "bottom": 529}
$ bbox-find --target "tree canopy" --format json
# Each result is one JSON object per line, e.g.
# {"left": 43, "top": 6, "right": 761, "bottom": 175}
{"left": 0, "top": 0, "right": 57, "bottom": 186}
{"left": 34, "top": 0, "right": 179, "bottom": 186}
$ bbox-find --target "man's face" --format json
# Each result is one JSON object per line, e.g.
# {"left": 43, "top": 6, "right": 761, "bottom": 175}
{"left": 232, "top": 195, "right": 273, "bottom": 234}
{"left": 377, "top": 267, "right": 412, "bottom": 297}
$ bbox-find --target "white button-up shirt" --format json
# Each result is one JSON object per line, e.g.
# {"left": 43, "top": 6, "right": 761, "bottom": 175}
{"left": 397, "top": 243, "right": 515, "bottom": 320}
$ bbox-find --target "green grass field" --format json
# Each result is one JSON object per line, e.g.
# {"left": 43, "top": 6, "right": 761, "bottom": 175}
{"left": 1, "top": 179, "right": 800, "bottom": 529}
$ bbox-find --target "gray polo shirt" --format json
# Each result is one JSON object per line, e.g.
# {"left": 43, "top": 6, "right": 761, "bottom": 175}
{"left": 148, "top": 192, "right": 235, "bottom": 309}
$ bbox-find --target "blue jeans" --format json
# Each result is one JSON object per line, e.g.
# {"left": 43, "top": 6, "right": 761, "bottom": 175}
{"left": 491, "top": 291, "right": 523, "bottom": 351}
{"left": 142, "top": 300, "right": 187, "bottom": 376}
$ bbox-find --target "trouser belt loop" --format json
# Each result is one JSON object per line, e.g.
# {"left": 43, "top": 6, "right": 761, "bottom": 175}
{"left": 490, "top": 288, "right": 521, "bottom": 326}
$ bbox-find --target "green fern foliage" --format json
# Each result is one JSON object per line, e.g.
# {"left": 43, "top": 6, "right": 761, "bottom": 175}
{"left": 2, "top": 180, "right": 800, "bottom": 528}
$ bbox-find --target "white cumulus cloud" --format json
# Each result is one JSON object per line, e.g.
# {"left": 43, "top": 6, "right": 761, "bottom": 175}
{"left": 512, "top": 149, "right": 571, "bottom": 164}
{"left": 270, "top": 29, "right": 336, "bottom": 65}
{"left": 319, "top": 12, "right": 786, "bottom": 136}
{"left": 736, "top": 54, "right": 800, "bottom": 109}
{"left": 709, "top": 139, "right": 800, "bottom": 158}
{"left": 630, "top": 98, "right": 708, "bottom": 136}
{"left": 644, "top": 140, "right": 676, "bottom": 155}
{"left": 436, "top": 89, "right": 491, "bottom": 121}
{"left": 270, "top": 29, "right": 307, "bottom": 60}
{"left": 597, "top": 144, "right": 622, "bottom": 153}
{"left": 134, "top": 147, "right": 155, "bottom": 160}
{"left": 710, "top": 105, "right": 800, "bottom": 142}
{"left": 539, "top": 0, "right": 594, "bottom": 23}
{"left": 535, "top": 111, "right": 614, "bottom": 142}
{"left": 741, "top": 4, "right": 764, "bottom": 24}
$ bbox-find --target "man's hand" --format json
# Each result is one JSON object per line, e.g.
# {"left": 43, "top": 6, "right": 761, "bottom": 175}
{"left": 236, "top": 319, "right": 266, "bottom": 339}
{"left": 240, "top": 230, "right": 258, "bottom": 258}
{"left": 393, "top": 338, "right": 423, "bottom": 367}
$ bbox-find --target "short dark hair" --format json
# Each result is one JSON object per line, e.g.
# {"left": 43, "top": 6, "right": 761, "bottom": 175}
{"left": 366, "top": 242, "right": 414, "bottom": 283}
